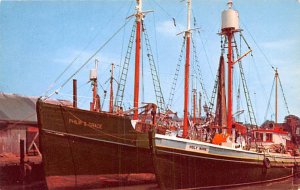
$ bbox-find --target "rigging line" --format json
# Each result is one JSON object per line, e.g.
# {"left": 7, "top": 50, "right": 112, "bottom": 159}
{"left": 151, "top": 0, "right": 174, "bottom": 21}
{"left": 65, "top": 80, "right": 89, "bottom": 95}
{"left": 60, "top": 106, "right": 78, "bottom": 186}
{"left": 118, "top": 0, "right": 134, "bottom": 79}
{"left": 48, "top": 18, "right": 133, "bottom": 99}
{"left": 193, "top": 16, "right": 214, "bottom": 82}
{"left": 251, "top": 55, "right": 270, "bottom": 108}
{"left": 58, "top": 92, "right": 91, "bottom": 99}
{"left": 44, "top": 2, "right": 130, "bottom": 97}
{"left": 264, "top": 76, "right": 275, "bottom": 121}
{"left": 278, "top": 75, "right": 290, "bottom": 115}
{"left": 152, "top": 11, "right": 160, "bottom": 78}
{"left": 44, "top": 55, "right": 80, "bottom": 97}
{"left": 233, "top": 35, "right": 257, "bottom": 126}
{"left": 240, "top": 21, "right": 275, "bottom": 71}
{"left": 166, "top": 37, "right": 186, "bottom": 109}
{"left": 141, "top": 29, "right": 145, "bottom": 102}
{"left": 101, "top": 85, "right": 108, "bottom": 110}
{"left": 191, "top": 35, "right": 210, "bottom": 105}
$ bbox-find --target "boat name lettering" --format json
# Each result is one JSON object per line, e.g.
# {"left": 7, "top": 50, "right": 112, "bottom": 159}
{"left": 69, "top": 118, "right": 102, "bottom": 129}
{"left": 185, "top": 143, "right": 208, "bottom": 153}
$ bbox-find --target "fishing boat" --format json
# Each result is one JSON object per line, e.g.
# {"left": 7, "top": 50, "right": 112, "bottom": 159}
{"left": 149, "top": 0, "right": 300, "bottom": 189}
{"left": 37, "top": 0, "right": 165, "bottom": 189}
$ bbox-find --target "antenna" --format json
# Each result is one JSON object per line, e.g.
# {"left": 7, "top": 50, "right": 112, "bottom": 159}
{"left": 228, "top": 0, "right": 233, "bottom": 9}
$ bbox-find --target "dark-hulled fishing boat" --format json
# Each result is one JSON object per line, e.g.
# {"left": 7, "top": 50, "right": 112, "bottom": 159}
{"left": 37, "top": 0, "right": 164, "bottom": 189}
{"left": 37, "top": 100, "right": 156, "bottom": 189}
{"left": 149, "top": 0, "right": 300, "bottom": 189}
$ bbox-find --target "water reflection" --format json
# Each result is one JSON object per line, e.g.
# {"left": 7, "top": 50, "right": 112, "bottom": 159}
{"left": 1, "top": 177, "right": 300, "bottom": 190}
{"left": 228, "top": 176, "right": 300, "bottom": 190}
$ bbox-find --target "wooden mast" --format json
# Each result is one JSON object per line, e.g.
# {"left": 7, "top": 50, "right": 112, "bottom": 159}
{"left": 109, "top": 63, "right": 114, "bottom": 113}
{"left": 133, "top": 0, "right": 142, "bottom": 120}
{"left": 215, "top": 55, "right": 227, "bottom": 128}
{"left": 73, "top": 79, "right": 77, "bottom": 108}
{"left": 183, "top": 0, "right": 191, "bottom": 137}
{"left": 275, "top": 68, "right": 278, "bottom": 125}
{"left": 90, "top": 59, "right": 100, "bottom": 112}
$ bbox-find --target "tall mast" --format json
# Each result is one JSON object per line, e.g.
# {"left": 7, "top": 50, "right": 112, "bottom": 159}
{"left": 199, "top": 91, "right": 202, "bottom": 121}
{"left": 275, "top": 68, "right": 278, "bottom": 124}
{"left": 133, "top": 0, "right": 143, "bottom": 120}
{"left": 90, "top": 59, "right": 100, "bottom": 112}
{"left": 109, "top": 63, "right": 114, "bottom": 113}
{"left": 192, "top": 75, "right": 197, "bottom": 124}
{"left": 227, "top": 31, "right": 233, "bottom": 133}
{"left": 221, "top": 0, "right": 239, "bottom": 134}
{"left": 183, "top": 0, "right": 192, "bottom": 137}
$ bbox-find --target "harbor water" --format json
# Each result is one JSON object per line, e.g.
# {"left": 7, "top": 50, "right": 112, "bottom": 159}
{"left": 1, "top": 176, "right": 300, "bottom": 190}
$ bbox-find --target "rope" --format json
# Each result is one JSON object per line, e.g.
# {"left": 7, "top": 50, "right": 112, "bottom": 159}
{"left": 240, "top": 21, "right": 273, "bottom": 68}
{"left": 47, "top": 18, "right": 133, "bottom": 99}
{"left": 151, "top": 0, "right": 175, "bottom": 22}
{"left": 44, "top": 2, "right": 130, "bottom": 97}
{"left": 60, "top": 106, "right": 78, "bottom": 186}
{"left": 264, "top": 76, "right": 275, "bottom": 121}
{"left": 193, "top": 16, "right": 214, "bottom": 79}
{"left": 278, "top": 76, "right": 290, "bottom": 115}
{"left": 191, "top": 36, "right": 210, "bottom": 105}
{"left": 56, "top": 101, "right": 153, "bottom": 142}
{"left": 118, "top": 0, "right": 134, "bottom": 79}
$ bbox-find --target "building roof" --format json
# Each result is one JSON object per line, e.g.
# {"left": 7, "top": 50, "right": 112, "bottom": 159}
{"left": 0, "top": 93, "right": 72, "bottom": 124}
{"left": 0, "top": 93, "right": 38, "bottom": 122}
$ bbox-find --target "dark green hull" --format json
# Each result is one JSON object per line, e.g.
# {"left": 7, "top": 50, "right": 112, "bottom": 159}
{"left": 150, "top": 133, "right": 300, "bottom": 189}
{"left": 36, "top": 100, "right": 155, "bottom": 189}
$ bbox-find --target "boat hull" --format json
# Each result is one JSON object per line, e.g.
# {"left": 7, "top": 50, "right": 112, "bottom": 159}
{"left": 150, "top": 133, "right": 300, "bottom": 189}
{"left": 36, "top": 100, "right": 155, "bottom": 189}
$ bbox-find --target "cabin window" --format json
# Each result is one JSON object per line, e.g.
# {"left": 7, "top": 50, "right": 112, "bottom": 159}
{"left": 266, "top": 133, "right": 272, "bottom": 142}
{"left": 255, "top": 132, "right": 263, "bottom": 141}
{"left": 296, "top": 127, "right": 300, "bottom": 135}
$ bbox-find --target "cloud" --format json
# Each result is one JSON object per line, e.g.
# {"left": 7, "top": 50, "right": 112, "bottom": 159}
{"left": 260, "top": 39, "right": 298, "bottom": 50}
{"left": 156, "top": 20, "right": 185, "bottom": 37}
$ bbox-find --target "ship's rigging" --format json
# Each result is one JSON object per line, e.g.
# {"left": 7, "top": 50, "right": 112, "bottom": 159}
{"left": 41, "top": 0, "right": 291, "bottom": 128}
{"left": 114, "top": 0, "right": 166, "bottom": 115}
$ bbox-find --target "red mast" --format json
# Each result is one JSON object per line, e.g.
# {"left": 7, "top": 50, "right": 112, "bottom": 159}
{"left": 221, "top": 0, "right": 239, "bottom": 134}
{"left": 198, "top": 91, "right": 202, "bottom": 122}
{"left": 192, "top": 75, "right": 197, "bottom": 124}
{"left": 109, "top": 63, "right": 114, "bottom": 113}
{"left": 183, "top": 0, "right": 192, "bottom": 137}
{"left": 133, "top": 0, "right": 142, "bottom": 120}
{"left": 227, "top": 31, "right": 233, "bottom": 134}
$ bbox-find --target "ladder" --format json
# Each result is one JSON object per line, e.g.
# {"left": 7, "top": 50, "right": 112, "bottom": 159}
{"left": 208, "top": 70, "right": 219, "bottom": 114}
{"left": 143, "top": 24, "right": 166, "bottom": 113}
{"left": 233, "top": 36, "right": 257, "bottom": 126}
{"left": 167, "top": 37, "right": 186, "bottom": 110}
{"left": 115, "top": 23, "right": 136, "bottom": 108}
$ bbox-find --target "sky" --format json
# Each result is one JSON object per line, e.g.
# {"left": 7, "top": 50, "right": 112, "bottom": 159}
{"left": 0, "top": 0, "right": 299, "bottom": 125}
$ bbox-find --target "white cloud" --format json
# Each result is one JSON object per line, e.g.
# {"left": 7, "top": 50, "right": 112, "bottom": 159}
{"left": 156, "top": 20, "right": 185, "bottom": 37}
{"left": 260, "top": 39, "right": 298, "bottom": 50}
